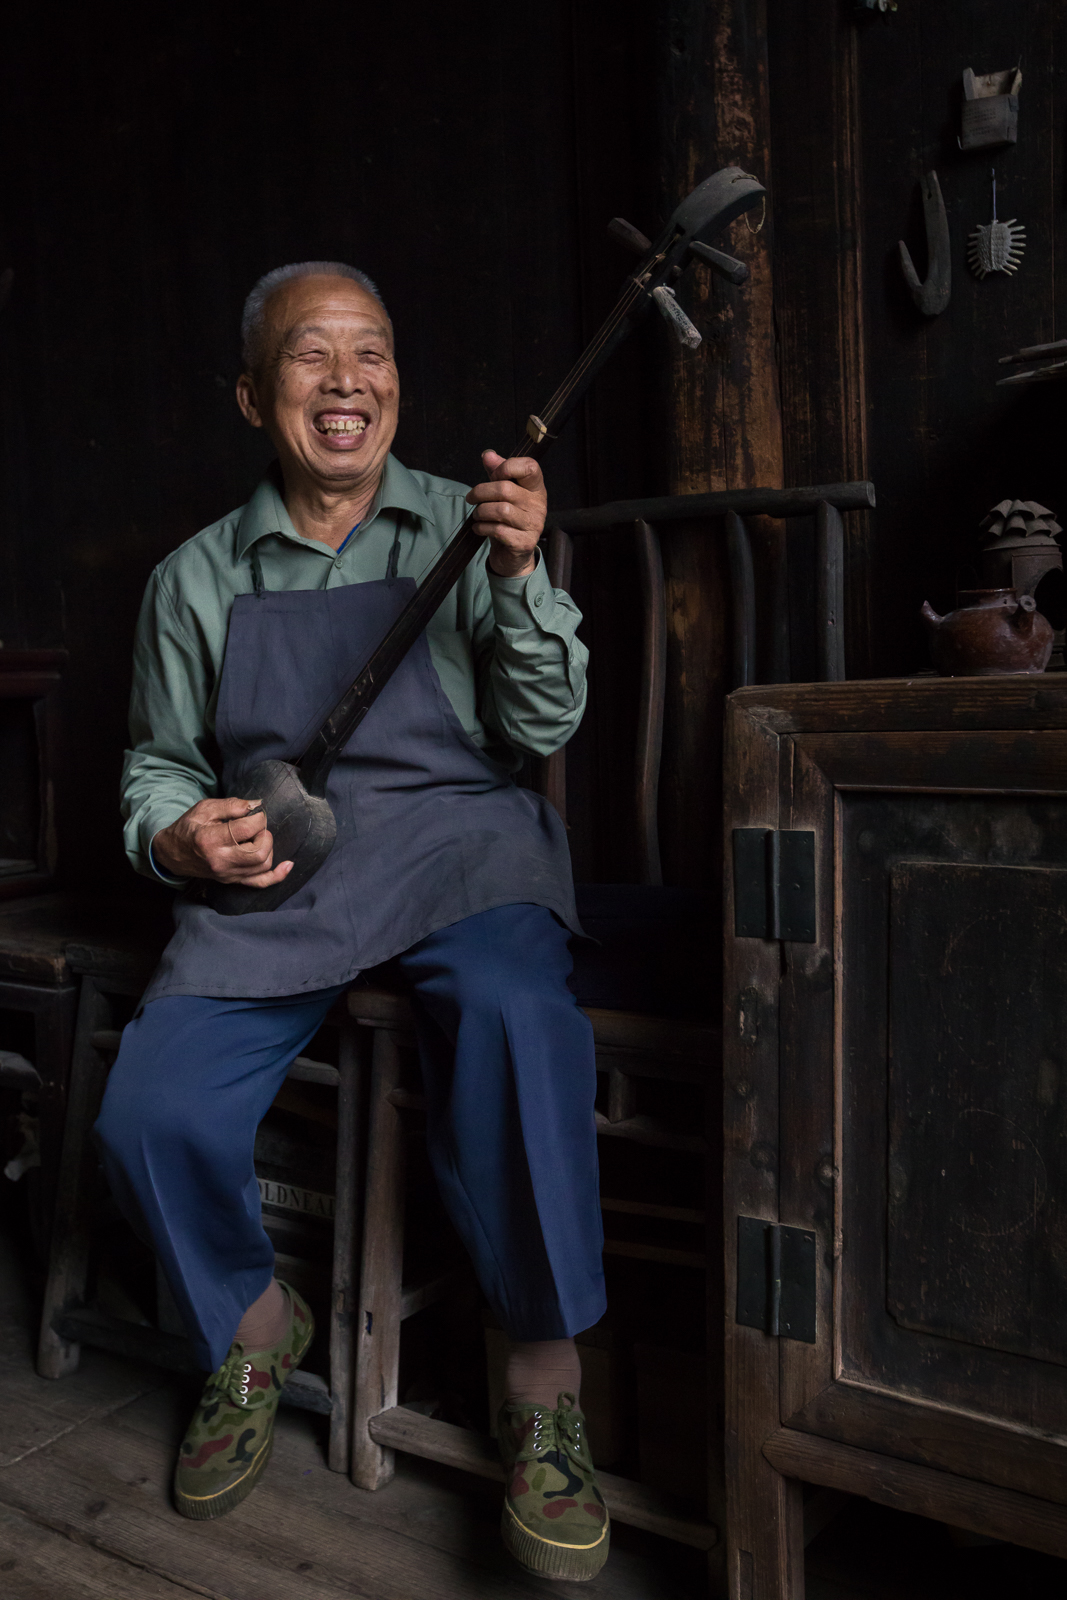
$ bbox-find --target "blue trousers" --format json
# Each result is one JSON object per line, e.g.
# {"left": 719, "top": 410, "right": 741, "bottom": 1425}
{"left": 95, "top": 904, "right": 605, "bottom": 1371}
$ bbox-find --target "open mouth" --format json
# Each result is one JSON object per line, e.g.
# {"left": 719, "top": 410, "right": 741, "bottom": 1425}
{"left": 316, "top": 414, "right": 368, "bottom": 437}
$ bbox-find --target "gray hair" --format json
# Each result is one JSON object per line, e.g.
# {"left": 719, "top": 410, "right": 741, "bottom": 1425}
{"left": 240, "top": 261, "right": 388, "bottom": 370}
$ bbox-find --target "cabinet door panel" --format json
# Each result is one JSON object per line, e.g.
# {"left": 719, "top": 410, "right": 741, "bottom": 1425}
{"left": 776, "top": 755, "right": 1067, "bottom": 1501}
{"left": 888, "top": 860, "right": 1067, "bottom": 1367}
{"left": 835, "top": 793, "right": 1067, "bottom": 1441}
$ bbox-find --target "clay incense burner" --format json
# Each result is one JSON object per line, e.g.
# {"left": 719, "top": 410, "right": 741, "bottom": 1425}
{"left": 921, "top": 588, "right": 1053, "bottom": 676}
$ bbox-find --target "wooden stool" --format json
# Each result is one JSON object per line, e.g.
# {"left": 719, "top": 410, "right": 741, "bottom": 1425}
{"left": 36, "top": 931, "right": 367, "bottom": 1475}
{"left": 347, "top": 982, "right": 721, "bottom": 1555}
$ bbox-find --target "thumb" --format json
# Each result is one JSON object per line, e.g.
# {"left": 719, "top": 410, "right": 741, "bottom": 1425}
{"left": 481, "top": 448, "right": 507, "bottom": 479}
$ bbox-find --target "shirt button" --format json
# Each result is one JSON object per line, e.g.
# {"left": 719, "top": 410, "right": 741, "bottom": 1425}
{"left": 534, "top": 593, "right": 544, "bottom": 608}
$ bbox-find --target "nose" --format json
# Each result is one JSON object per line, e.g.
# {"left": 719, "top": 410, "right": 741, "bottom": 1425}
{"left": 324, "top": 352, "right": 362, "bottom": 395}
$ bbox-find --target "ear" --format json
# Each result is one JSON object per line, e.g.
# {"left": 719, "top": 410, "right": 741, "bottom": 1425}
{"left": 236, "top": 372, "right": 263, "bottom": 429}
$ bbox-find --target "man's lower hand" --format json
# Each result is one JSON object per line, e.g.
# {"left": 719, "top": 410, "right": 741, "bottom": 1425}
{"left": 152, "top": 797, "right": 294, "bottom": 888}
{"left": 467, "top": 450, "right": 546, "bottom": 578}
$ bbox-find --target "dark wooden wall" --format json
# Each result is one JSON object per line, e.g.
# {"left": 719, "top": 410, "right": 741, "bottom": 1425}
{"left": 5, "top": 2, "right": 1061, "bottom": 897}
{"left": 768, "top": 0, "right": 1067, "bottom": 678}
{"left": 0, "top": 4, "right": 662, "bottom": 892}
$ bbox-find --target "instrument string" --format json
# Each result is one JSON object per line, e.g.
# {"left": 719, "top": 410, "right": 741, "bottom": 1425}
{"left": 540, "top": 273, "right": 649, "bottom": 426}
{"left": 406, "top": 270, "right": 653, "bottom": 590}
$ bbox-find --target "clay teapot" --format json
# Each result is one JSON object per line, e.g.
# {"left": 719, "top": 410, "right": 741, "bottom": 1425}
{"left": 921, "top": 587, "right": 1053, "bottom": 676}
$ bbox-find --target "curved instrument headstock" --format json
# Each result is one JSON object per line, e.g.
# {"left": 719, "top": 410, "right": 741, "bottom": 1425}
{"left": 534, "top": 165, "right": 766, "bottom": 437}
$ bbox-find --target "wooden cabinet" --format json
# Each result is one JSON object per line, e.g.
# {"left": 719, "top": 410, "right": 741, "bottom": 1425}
{"left": 723, "top": 677, "right": 1067, "bottom": 1599}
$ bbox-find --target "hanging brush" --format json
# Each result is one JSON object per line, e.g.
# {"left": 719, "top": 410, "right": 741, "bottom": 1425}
{"left": 968, "top": 168, "right": 1026, "bottom": 278}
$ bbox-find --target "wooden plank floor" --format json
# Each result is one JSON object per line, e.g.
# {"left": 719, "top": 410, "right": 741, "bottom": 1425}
{"left": 5, "top": 1208, "right": 1067, "bottom": 1600}
{"left": 0, "top": 1219, "right": 702, "bottom": 1599}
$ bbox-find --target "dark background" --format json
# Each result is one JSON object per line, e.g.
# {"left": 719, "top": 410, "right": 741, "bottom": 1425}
{"left": 0, "top": 0, "right": 1065, "bottom": 893}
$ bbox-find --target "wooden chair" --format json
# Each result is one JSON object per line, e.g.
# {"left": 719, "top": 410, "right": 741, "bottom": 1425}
{"left": 345, "top": 481, "right": 875, "bottom": 1579}
{"left": 35, "top": 923, "right": 366, "bottom": 1474}
{"left": 0, "top": 894, "right": 165, "bottom": 1256}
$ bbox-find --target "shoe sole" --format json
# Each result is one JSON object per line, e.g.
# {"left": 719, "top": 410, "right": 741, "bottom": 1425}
{"left": 501, "top": 1500, "right": 610, "bottom": 1582}
{"left": 174, "top": 1310, "right": 315, "bottom": 1522}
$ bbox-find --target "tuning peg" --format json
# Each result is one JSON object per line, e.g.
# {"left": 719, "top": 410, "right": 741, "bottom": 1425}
{"left": 651, "top": 286, "right": 702, "bottom": 349}
{"left": 608, "top": 217, "right": 652, "bottom": 256}
{"left": 688, "top": 240, "right": 749, "bottom": 285}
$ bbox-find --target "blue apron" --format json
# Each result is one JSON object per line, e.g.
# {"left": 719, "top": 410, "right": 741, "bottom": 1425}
{"left": 143, "top": 559, "right": 580, "bottom": 1002}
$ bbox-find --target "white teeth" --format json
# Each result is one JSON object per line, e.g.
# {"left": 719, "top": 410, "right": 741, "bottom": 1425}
{"left": 320, "top": 417, "right": 367, "bottom": 435}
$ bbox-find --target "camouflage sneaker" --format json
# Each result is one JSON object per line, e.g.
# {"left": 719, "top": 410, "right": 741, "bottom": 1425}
{"left": 174, "top": 1281, "right": 314, "bottom": 1520}
{"left": 497, "top": 1391, "right": 610, "bottom": 1581}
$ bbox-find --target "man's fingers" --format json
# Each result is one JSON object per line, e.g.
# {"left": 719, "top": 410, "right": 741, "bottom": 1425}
{"left": 193, "top": 795, "right": 264, "bottom": 824}
{"left": 196, "top": 823, "right": 276, "bottom": 878}
{"left": 483, "top": 450, "right": 542, "bottom": 487}
{"left": 213, "top": 809, "right": 268, "bottom": 847}
{"left": 467, "top": 453, "right": 545, "bottom": 500}
{"left": 227, "top": 860, "right": 293, "bottom": 889}
{"left": 218, "top": 795, "right": 264, "bottom": 818}
{"left": 471, "top": 502, "right": 533, "bottom": 535}
{"left": 220, "top": 829, "right": 274, "bottom": 866}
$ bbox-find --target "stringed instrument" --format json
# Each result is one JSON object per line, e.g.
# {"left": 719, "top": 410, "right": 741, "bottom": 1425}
{"left": 211, "top": 165, "right": 765, "bottom": 915}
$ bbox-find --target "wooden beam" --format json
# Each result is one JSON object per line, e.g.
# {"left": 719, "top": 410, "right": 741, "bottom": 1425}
{"left": 634, "top": 520, "right": 666, "bottom": 886}
{"left": 349, "top": 986, "right": 721, "bottom": 1064}
{"left": 365, "top": 1406, "right": 719, "bottom": 1550}
{"left": 767, "top": 4, "right": 870, "bottom": 674}
{"left": 815, "top": 500, "right": 846, "bottom": 682}
{"left": 552, "top": 482, "right": 875, "bottom": 534}
{"left": 594, "top": 1109, "right": 706, "bottom": 1153}
{"left": 658, "top": 0, "right": 783, "bottom": 498}
{"left": 764, "top": 1428, "right": 1067, "bottom": 1562}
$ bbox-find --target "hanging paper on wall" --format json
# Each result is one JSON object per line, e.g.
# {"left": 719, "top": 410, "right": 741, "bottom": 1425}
{"left": 960, "top": 66, "right": 1021, "bottom": 151}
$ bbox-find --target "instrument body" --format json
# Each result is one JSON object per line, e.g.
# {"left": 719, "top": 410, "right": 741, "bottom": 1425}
{"left": 208, "top": 760, "right": 336, "bottom": 916}
{"left": 209, "top": 166, "right": 765, "bottom": 916}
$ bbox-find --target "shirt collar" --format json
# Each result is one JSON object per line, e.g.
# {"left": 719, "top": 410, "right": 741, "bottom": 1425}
{"left": 235, "top": 453, "right": 436, "bottom": 560}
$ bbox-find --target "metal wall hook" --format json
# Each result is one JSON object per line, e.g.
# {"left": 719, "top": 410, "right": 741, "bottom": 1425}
{"left": 898, "top": 170, "right": 951, "bottom": 316}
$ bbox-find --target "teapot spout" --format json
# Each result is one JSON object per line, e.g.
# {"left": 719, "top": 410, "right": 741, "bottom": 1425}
{"left": 921, "top": 600, "right": 943, "bottom": 630}
{"left": 1011, "top": 593, "right": 1038, "bottom": 634}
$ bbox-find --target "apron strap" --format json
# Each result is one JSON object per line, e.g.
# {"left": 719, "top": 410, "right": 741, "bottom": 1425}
{"left": 386, "top": 513, "right": 404, "bottom": 581}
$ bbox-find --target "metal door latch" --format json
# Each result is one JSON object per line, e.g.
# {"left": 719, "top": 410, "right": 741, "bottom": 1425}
{"left": 736, "top": 1216, "right": 817, "bottom": 1343}
{"left": 732, "top": 828, "right": 816, "bottom": 941}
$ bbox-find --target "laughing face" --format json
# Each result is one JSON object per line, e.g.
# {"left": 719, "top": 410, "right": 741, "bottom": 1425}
{"left": 236, "top": 274, "right": 399, "bottom": 498}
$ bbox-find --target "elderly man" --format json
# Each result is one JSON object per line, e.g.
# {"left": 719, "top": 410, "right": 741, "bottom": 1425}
{"left": 95, "top": 262, "right": 608, "bottom": 1580}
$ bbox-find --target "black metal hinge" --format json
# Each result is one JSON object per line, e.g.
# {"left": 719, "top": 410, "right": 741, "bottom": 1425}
{"left": 736, "top": 1217, "right": 817, "bottom": 1343}
{"left": 732, "top": 828, "right": 816, "bottom": 941}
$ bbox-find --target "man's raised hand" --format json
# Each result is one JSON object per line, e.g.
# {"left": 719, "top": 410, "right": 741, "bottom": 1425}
{"left": 152, "top": 796, "right": 294, "bottom": 887}
{"left": 466, "top": 450, "right": 547, "bottom": 578}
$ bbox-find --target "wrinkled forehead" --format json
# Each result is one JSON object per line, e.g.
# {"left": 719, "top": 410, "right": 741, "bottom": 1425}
{"left": 263, "top": 274, "right": 394, "bottom": 355}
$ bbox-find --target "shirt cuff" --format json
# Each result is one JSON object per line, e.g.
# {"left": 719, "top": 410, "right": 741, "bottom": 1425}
{"left": 486, "top": 548, "right": 556, "bottom": 629}
{"left": 148, "top": 830, "right": 188, "bottom": 888}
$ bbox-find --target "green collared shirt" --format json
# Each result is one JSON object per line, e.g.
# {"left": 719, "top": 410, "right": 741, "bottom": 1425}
{"left": 121, "top": 455, "right": 588, "bottom": 881}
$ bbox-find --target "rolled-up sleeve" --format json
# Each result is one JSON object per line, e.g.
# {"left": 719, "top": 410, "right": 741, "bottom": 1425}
{"left": 121, "top": 571, "right": 220, "bottom": 880}
{"left": 475, "top": 549, "right": 588, "bottom": 758}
